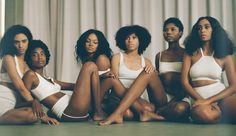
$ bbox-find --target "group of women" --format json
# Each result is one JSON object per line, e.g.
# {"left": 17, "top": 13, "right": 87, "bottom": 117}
{"left": 0, "top": 16, "right": 236, "bottom": 125}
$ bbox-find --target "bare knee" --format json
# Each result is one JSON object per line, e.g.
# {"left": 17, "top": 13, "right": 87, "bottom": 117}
{"left": 83, "top": 62, "right": 98, "bottom": 72}
{"left": 21, "top": 108, "right": 38, "bottom": 124}
{"left": 173, "top": 102, "right": 190, "bottom": 117}
{"left": 123, "top": 109, "right": 134, "bottom": 120}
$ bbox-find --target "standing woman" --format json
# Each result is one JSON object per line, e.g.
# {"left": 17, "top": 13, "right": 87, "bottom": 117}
{"left": 0, "top": 25, "right": 44, "bottom": 124}
{"left": 155, "top": 18, "right": 190, "bottom": 121}
{"left": 182, "top": 16, "right": 236, "bottom": 124}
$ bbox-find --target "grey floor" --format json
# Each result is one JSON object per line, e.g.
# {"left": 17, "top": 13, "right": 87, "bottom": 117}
{"left": 0, "top": 121, "right": 235, "bottom": 136}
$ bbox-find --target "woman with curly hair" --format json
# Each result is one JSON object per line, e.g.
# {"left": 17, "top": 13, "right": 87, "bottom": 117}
{"left": 181, "top": 16, "right": 236, "bottom": 124}
{"left": 99, "top": 25, "right": 167, "bottom": 125}
{"left": 0, "top": 25, "right": 53, "bottom": 124}
{"left": 155, "top": 18, "right": 190, "bottom": 122}
{"left": 23, "top": 40, "right": 102, "bottom": 123}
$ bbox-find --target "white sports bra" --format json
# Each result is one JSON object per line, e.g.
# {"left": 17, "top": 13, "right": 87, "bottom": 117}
{"left": 190, "top": 48, "right": 222, "bottom": 81}
{"left": 30, "top": 72, "right": 61, "bottom": 101}
{"left": 118, "top": 52, "right": 145, "bottom": 81}
{"left": 158, "top": 52, "right": 182, "bottom": 74}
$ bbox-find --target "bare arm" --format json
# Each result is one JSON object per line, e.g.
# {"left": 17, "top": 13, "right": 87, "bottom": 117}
{"left": 207, "top": 55, "right": 236, "bottom": 103}
{"left": 23, "top": 70, "right": 45, "bottom": 118}
{"left": 144, "top": 58, "right": 155, "bottom": 73}
{"left": 155, "top": 52, "right": 160, "bottom": 72}
{"left": 181, "top": 53, "right": 203, "bottom": 100}
{"left": 54, "top": 80, "right": 75, "bottom": 90}
{"left": 111, "top": 53, "right": 120, "bottom": 77}
{"left": 3, "top": 55, "right": 34, "bottom": 101}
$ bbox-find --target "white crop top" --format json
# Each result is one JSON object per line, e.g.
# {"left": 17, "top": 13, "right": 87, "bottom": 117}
{"left": 158, "top": 52, "right": 182, "bottom": 74}
{"left": 118, "top": 52, "right": 145, "bottom": 88}
{"left": 118, "top": 52, "right": 149, "bottom": 101}
{"left": 189, "top": 48, "right": 222, "bottom": 81}
{"left": 30, "top": 72, "right": 61, "bottom": 101}
{"left": 0, "top": 56, "right": 23, "bottom": 82}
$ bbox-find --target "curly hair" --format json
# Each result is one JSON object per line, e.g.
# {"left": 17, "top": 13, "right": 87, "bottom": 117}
{"left": 75, "top": 29, "right": 112, "bottom": 64}
{"left": 163, "top": 17, "right": 184, "bottom": 32}
{"left": 0, "top": 25, "right": 33, "bottom": 58}
{"left": 115, "top": 25, "right": 151, "bottom": 55}
{"left": 25, "top": 40, "right": 51, "bottom": 68}
{"left": 184, "top": 16, "right": 234, "bottom": 58}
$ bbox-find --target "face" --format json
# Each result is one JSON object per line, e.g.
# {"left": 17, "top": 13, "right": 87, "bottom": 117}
{"left": 163, "top": 23, "right": 182, "bottom": 42}
{"left": 200, "top": 104, "right": 221, "bottom": 121}
{"left": 85, "top": 33, "right": 99, "bottom": 54}
{"left": 125, "top": 33, "right": 139, "bottom": 51}
{"left": 198, "top": 19, "right": 213, "bottom": 42}
{"left": 30, "top": 47, "right": 47, "bottom": 69}
{"left": 14, "top": 33, "right": 29, "bottom": 55}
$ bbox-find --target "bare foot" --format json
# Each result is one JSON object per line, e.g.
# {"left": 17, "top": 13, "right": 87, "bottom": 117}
{"left": 99, "top": 114, "right": 123, "bottom": 126}
{"left": 93, "top": 112, "right": 107, "bottom": 121}
{"left": 139, "top": 110, "right": 165, "bottom": 122}
{"left": 123, "top": 109, "right": 134, "bottom": 120}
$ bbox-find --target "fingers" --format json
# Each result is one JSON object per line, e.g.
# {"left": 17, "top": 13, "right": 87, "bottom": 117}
{"left": 144, "top": 66, "right": 155, "bottom": 74}
{"left": 41, "top": 117, "right": 60, "bottom": 125}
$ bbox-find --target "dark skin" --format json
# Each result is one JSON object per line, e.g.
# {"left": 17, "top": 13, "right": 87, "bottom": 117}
{"left": 155, "top": 23, "right": 190, "bottom": 121}
{"left": 23, "top": 47, "right": 104, "bottom": 122}
{"left": 181, "top": 19, "right": 236, "bottom": 123}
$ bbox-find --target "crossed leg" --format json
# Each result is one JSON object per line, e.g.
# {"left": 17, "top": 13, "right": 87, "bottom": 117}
{"left": 99, "top": 70, "right": 167, "bottom": 125}
{"left": 0, "top": 107, "right": 38, "bottom": 125}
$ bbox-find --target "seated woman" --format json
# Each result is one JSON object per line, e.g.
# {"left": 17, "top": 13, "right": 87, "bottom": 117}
{"left": 155, "top": 18, "right": 190, "bottom": 121}
{"left": 99, "top": 25, "right": 167, "bottom": 125}
{"left": 23, "top": 40, "right": 104, "bottom": 122}
{"left": 182, "top": 16, "right": 236, "bottom": 124}
{"left": 0, "top": 25, "right": 56, "bottom": 125}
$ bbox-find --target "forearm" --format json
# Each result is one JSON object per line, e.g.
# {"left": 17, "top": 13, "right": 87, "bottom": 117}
{"left": 207, "top": 86, "right": 236, "bottom": 103}
{"left": 183, "top": 83, "right": 203, "bottom": 100}
{"left": 14, "top": 82, "right": 34, "bottom": 101}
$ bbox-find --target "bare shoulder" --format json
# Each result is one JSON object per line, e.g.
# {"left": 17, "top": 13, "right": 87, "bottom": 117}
{"left": 2, "top": 55, "right": 14, "bottom": 63}
{"left": 144, "top": 57, "right": 152, "bottom": 65}
{"left": 111, "top": 53, "right": 120, "bottom": 61}
{"left": 24, "top": 70, "right": 37, "bottom": 79}
{"left": 222, "top": 55, "right": 235, "bottom": 65}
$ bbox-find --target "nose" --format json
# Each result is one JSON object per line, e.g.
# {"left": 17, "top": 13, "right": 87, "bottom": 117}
{"left": 18, "top": 41, "right": 23, "bottom": 48}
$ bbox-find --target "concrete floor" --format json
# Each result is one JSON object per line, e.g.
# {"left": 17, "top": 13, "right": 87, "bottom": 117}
{"left": 0, "top": 121, "right": 235, "bottom": 136}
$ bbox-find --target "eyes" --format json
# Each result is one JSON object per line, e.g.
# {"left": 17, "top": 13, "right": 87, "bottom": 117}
{"left": 198, "top": 24, "right": 212, "bottom": 31}
{"left": 163, "top": 28, "right": 178, "bottom": 33}
{"left": 32, "top": 52, "right": 46, "bottom": 58}
{"left": 126, "top": 34, "right": 138, "bottom": 40}
{"left": 14, "top": 39, "right": 28, "bottom": 45}
{"left": 86, "top": 40, "right": 98, "bottom": 45}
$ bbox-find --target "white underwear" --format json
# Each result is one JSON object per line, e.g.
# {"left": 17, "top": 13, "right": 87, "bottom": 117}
{"left": 194, "top": 82, "right": 225, "bottom": 99}
{"left": 0, "top": 85, "right": 17, "bottom": 116}
{"left": 51, "top": 94, "right": 89, "bottom": 119}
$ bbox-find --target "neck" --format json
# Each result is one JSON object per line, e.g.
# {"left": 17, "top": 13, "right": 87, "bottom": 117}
{"left": 167, "top": 42, "right": 181, "bottom": 51}
{"left": 16, "top": 54, "right": 25, "bottom": 60}
{"left": 125, "top": 49, "right": 139, "bottom": 56}
{"left": 202, "top": 42, "right": 213, "bottom": 55}
{"left": 33, "top": 68, "right": 44, "bottom": 76}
